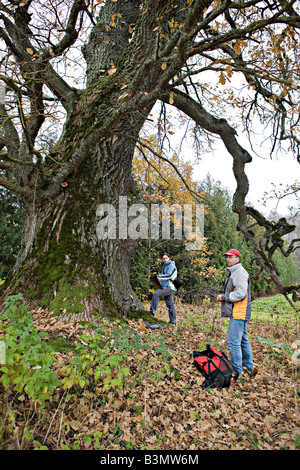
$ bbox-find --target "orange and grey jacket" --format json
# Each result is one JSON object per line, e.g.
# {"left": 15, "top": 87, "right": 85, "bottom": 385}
{"left": 220, "top": 263, "right": 251, "bottom": 321}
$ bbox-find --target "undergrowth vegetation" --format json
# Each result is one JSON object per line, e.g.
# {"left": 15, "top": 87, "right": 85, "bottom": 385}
{"left": 0, "top": 293, "right": 299, "bottom": 450}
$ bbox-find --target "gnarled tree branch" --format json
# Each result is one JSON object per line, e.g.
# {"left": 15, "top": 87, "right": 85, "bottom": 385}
{"left": 161, "top": 88, "right": 299, "bottom": 307}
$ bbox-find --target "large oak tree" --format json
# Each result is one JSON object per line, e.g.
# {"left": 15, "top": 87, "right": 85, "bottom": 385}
{"left": 0, "top": 0, "right": 299, "bottom": 317}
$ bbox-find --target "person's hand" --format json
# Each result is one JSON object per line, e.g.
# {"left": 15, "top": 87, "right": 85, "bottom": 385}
{"left": 217, "top": 295, "right": 222, "bottom": 302}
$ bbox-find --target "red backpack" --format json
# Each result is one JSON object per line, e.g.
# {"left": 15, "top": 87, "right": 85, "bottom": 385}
{"left": 193, "top": 344, "right": 238, "bottom": 389}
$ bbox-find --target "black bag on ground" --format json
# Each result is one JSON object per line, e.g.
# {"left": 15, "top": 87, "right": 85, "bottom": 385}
{"left": 193, "top": 344, "right": 238, "bottom": 389}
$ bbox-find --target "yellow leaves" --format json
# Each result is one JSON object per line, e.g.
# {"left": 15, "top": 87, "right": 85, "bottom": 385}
{"left": 160, "top": 33, "right": 169, "bottom": 42}
{"left": 26, "top": 48, "right": 39, "bottom": 60}
{"left": 225, "top": 65, "right": 233, "bottom": 78}
{"left": 219, "top": 65, "right": 234, "bottom": 85}
{"left": 161, "top": 62, "right": 167, "bottom": 71}
{"left": 219, "top": 72, "right": 226, "bottom": 85}
{"left": 108, "top": 66, "right": 117, "bottom": 76}
{"left": 133, "top": 135, "right": 199, "bottom": 207}
{"left": 212, "top": 0, "right": 222, "bottom": 10}
{"left": 111, "top": 12, "right": 122, "bottom": 27}
{"left": 168, "top": 19, "right": 183, "bottom": 33}
{"left": 128, "top": 23, "right": 135, "bottom": 34}
{"left": 234, "top": 42, "right": 242, "bottom": 55}
{"left": 233, "top": 40, "right": 247, "bottom": 55}
{"left": 169, "top": 91, "right": 174, "bottom": 105}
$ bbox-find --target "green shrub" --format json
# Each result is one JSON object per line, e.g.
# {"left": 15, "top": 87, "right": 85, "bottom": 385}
{"left": 0, "top": 294, "right": 131, "bottom": 403}
{"left": 60, "top": 331, "right": 131, "bottom": 392}
{"left": 0, "top": 293, "right": 61, "bottom": 405}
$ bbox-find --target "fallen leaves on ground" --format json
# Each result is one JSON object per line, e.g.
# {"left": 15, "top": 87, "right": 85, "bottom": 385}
{"left": 0, "top": 300, "right": 299, "bottom": 451}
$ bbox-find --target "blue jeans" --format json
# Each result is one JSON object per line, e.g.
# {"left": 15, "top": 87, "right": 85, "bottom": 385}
{"left": 226, "top": 319, "right": 253, "bottom": 375}
{"left": 150, "top": 288, "right": 177, "bottom": 324}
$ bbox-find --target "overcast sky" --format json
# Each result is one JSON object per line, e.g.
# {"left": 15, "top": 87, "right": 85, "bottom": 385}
{"left": 191, "top": 143, "right": 299, "bottom": 216}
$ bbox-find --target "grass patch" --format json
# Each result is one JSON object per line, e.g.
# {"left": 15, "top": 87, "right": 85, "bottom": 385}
{"left": 46, "top": 337, "right": 78, "bottom": 354}
{"left": 251, "top": 294, "right": 300, "bottom": 322}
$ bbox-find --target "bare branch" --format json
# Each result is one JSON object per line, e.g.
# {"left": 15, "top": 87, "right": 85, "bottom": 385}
{"left": 42, "top": 0, "right": 86, "bottom": 58}
{"left": 0, "top": 176, "right": 31, "bottom": 198}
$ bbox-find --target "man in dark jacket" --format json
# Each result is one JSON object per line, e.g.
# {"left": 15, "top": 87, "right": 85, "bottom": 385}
{"left": 217, "top": 249, "right": 254, "bottom": 377}
{"left": 150, "top": 253, "right": 177, "bottom": 326}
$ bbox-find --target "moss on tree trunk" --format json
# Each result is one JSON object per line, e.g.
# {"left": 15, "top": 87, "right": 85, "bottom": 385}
{"left": 0, "top": 146, "right": 145, "bottom": 320}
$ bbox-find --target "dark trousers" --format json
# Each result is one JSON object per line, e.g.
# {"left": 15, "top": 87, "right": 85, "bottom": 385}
{"left": 150, "top": 288, "right": 177, "bottom": 324}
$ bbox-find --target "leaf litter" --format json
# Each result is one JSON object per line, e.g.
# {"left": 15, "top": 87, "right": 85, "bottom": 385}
{"left": 0, "top": 298, "right": 299, "bottom": 450}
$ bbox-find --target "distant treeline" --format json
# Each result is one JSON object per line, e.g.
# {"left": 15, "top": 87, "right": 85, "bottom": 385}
{"left": 130, "top": 176, "right": 300, "bottom": 303}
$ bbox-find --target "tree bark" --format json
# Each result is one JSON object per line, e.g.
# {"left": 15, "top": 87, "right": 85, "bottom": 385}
{"left": 0, "top": 0, "right": 163, "bottom": 317}
{"left": 2, "top": 131, "right": 146, "bottom": 318}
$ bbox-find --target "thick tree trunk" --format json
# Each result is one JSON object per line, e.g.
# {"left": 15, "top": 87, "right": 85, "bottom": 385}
{"left": 1, "top": 133, "right": 146, "bottom": 319}
{"left": 0, "top": 1, "right": 166, "bottom": 317}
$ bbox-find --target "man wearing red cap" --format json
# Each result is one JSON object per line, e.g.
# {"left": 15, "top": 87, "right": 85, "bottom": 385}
{"left": 217, "top": 249, "right": 254, "bottom": 379}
